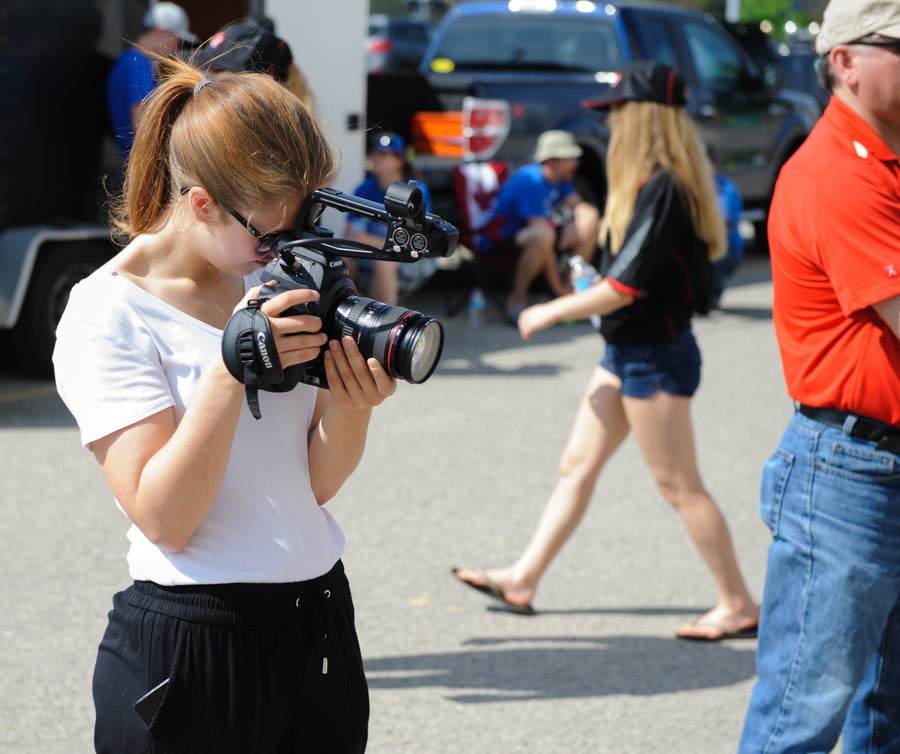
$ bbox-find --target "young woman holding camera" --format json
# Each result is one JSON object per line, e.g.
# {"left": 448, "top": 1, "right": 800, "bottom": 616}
{"left": 453, "top": 61, "right": 760, "bottom": 641}
{"left": 53, "top": 55, "right": 394, "bottom": 752}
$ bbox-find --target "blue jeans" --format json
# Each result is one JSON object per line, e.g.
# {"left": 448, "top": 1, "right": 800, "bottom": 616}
{"left": 738, "top": 412, "right": 900, "bottom": 753}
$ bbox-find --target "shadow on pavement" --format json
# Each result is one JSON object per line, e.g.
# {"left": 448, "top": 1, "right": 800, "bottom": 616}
{"left": 717, "top": 306, "right": 773, "bottom": 320}
{"left": 0, "top": 383, "right": 75, "bottom": 429}
{"left": 365, "top": 632, "right": 756, "bottom": 702}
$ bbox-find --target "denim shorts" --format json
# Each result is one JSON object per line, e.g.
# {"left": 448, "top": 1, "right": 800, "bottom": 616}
{"left": 600, "top": 327, "right": 701, "bottom": 398}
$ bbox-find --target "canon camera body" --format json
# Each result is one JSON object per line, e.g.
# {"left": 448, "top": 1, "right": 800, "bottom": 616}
{"left": 221, "top": 181, "right": 458, "bottom": 418}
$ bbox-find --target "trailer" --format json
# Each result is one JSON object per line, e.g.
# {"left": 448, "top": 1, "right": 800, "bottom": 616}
{"left": 0, "top": 0, "right": 367, "bottom": 376}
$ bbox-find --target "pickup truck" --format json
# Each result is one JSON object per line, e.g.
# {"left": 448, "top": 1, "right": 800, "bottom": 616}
{"left": 366, "top": 0, "right": 820, "bottom": 241}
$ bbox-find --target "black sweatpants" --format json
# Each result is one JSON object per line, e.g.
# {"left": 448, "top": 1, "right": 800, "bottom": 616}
{"left": 93, "top": 561, "right": 369, "bottom": 753}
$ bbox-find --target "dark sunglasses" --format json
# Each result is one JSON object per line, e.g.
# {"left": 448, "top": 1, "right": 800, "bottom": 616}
{"left": 224, "top": 207, "right": 283, "bottom": 256}
{"left": 180, "top": 186, "right": 285, "bottom": 256}
{"left": 850, "top": 38, "right": 900, "bottom": 54}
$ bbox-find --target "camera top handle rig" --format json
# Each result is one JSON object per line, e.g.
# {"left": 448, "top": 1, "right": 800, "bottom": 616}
{"left": 277, "top": 180, "right": 459, "bottom": 264}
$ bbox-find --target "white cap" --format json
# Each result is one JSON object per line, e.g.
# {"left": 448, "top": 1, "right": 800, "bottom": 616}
{"left": 815, "top": 0, "right": 900, "bottom": 55}
{"left": 143, "top": 2, "right": 198, "bottom": 44}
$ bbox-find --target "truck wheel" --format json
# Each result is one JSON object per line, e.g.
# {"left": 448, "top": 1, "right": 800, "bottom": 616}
{"left": 11, "top": 241, "right": 112, "bottom": 378}
{"left": 752, "top": 220, "right": 769, "bottom": 254}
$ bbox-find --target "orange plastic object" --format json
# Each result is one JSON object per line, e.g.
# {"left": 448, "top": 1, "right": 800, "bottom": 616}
{"left": 411, "top": 111, "right": 464, "bottom": 158}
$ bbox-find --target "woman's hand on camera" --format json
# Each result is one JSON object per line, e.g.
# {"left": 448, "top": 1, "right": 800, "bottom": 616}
{"left": 323, "top": 336, "right": 396, "bottom": 409}
{"left": 243, "top": 284, "right": 328, "bottom": 367}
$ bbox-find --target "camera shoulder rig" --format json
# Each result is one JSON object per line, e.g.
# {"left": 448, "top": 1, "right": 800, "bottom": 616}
{"left": 221, "top": 298, "right": 284, "bottom": 419}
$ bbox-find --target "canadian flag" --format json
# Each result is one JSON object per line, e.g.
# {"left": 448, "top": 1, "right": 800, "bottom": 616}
{"left": 453, "top": 161, "right": 509, "bottom": 250}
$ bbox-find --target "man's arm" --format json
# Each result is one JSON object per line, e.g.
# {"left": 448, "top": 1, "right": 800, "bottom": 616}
{"left": 872, "top": 293, "right": 900, "bottom": 339}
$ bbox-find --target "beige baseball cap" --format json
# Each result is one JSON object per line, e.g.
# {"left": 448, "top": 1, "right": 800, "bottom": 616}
{"left": 815, "top": 0, "right": 900, "bottom": 54}
{"left": 533, "top": 130, "right": 582, "bottom": 163}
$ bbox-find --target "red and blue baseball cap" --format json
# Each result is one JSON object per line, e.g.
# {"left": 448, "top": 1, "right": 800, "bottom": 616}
{"left": 583, "top": 60, "right": 687, "bottom": 110}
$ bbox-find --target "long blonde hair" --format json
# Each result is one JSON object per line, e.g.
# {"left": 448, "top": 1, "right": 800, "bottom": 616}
{"left": 112, "top": 55, "right": 336, "bottom": 240}
{"left": 600, "top": 100, "right": 725, "bottom": 260}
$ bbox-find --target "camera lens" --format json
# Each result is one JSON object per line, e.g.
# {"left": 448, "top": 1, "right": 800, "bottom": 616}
{"left": 333, "top": 297, "right": 444, "bottom": 384}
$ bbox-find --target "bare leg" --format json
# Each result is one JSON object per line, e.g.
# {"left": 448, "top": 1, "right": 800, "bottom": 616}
{"left": 622, "top": 391, "right": 759, "bottom": 637}
{"left": 541, "top": 252, "right": 570, "bottom": 299}
{"left": 454, "top": 366, "right": 629, "bottom": 608}
{"left": 558, "top": 203, "right": 600, "bottom": 261}
{"left": 369, "top": 260, "right": 399, "bottom": 306}
{"left": 508, "top": 224, "right": 561, "bottom": 310}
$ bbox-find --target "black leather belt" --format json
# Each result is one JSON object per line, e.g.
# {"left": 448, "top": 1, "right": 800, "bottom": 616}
{"left": 797, "top": 404, "right": 900, "bottom": 455}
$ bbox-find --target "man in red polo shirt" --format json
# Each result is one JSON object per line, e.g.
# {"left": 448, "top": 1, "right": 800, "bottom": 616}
{"left": 739, "top": 1, "right": 900, "bottom": 751}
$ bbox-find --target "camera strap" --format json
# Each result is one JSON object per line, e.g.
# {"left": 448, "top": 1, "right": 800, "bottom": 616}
{"left": 221, "top": 300, "right": 284, "bottom": 419}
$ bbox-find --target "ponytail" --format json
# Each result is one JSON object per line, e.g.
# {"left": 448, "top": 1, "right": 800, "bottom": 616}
{"left": 111, "top": 56, "right": 202, "bottom": 239}
{"left": 110, "top": 55, "right": 337, "bottom": 242}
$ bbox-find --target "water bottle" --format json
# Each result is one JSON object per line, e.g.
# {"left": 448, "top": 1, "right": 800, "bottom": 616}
{"left": 468, "top": 287, "right": 486, "bottom": 327}
{"left": 568, "top": 255, "right": 602, "bottom": 330}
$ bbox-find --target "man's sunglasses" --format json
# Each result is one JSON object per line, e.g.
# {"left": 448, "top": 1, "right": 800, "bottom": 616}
{"left": 850, "top": 37, "right": 900, "bottom": 54}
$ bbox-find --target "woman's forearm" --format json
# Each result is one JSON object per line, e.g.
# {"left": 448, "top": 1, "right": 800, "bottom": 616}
{"left": 307, "top": 403, "right": 372, "bottom": 504}
{"left": 547, "top": 279, "right": 633, "bottom": 323}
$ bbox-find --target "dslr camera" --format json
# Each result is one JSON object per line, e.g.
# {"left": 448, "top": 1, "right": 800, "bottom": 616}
{"left": 222, "top": 180, "right": 458, "bottom": 418}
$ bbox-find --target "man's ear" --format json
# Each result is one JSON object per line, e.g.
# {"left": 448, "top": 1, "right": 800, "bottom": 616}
{"left": 830, "top": 46, "right": 861, "bottom": 88}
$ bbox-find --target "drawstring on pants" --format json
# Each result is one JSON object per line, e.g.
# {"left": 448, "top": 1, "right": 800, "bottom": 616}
{"left": 298, "top": 587, "right": 337, "bottom": 674}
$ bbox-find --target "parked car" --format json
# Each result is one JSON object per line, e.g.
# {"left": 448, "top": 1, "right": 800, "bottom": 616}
{"left": 725, "top": 23, "right": 828, "bottom": 113}
{"left": 773, "top": 40, "right": 829, "bottom": 112}
{"left": 366, "top": 14, "right": 433, "bottom": 74}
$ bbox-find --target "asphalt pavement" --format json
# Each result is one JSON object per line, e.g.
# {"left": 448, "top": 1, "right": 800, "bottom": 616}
{"left": 0, "top": 256, "right": 796, "bottom": 753}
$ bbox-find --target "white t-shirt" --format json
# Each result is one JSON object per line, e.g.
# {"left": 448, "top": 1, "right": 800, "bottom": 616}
{"left": 53, "top": 268, "right": 345, "bottom": 585}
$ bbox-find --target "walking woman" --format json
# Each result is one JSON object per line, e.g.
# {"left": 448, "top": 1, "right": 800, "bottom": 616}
{"left": 54, "top": 56, "right": 394, "bottom": 752}
{"left": 453, "top": 60, "right": 759, "bottom": 640}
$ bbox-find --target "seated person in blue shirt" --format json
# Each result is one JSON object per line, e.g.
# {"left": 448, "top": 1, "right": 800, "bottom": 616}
{"left": 345, "top": 132, "right": 437, "bottom": 305}
{"left": 480, "top": 130, "right": 600, "bottom": 323}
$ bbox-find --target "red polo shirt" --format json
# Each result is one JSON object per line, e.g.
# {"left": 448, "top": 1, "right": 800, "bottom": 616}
{"left": 768, "top": 96, "right": 900, "bottom": 426}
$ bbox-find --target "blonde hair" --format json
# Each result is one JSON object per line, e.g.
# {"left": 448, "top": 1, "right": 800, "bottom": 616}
{"left": 600, "top": 100, "right": 725, "bottom": 261}
{"left": 285, "top": 62, "right": 315, "bottom": 111}
{"left": 112, "top": 55, "right": 337, "bottom": 239}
